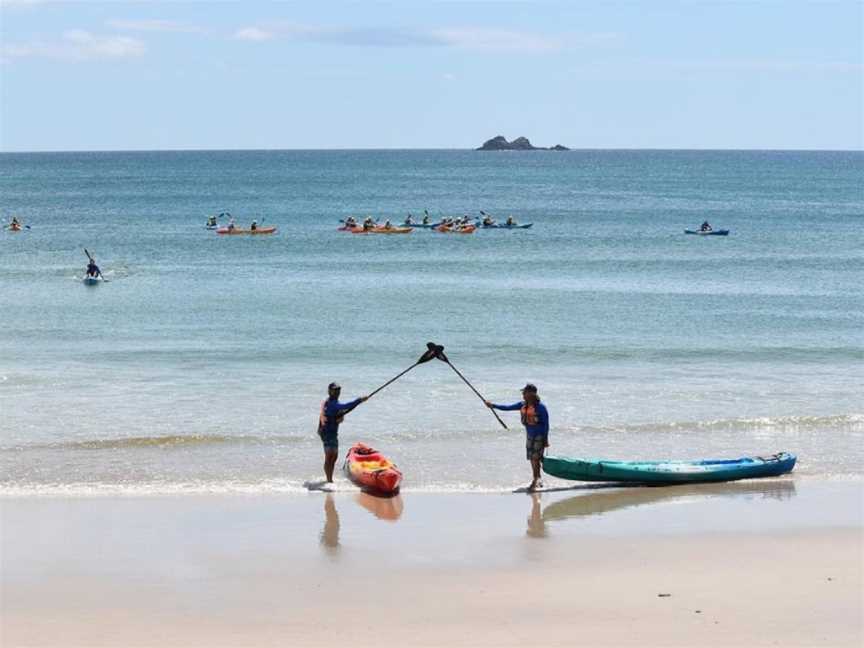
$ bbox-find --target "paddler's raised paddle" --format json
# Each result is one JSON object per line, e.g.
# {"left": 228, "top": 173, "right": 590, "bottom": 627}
{"left": 341, "top": 344, "right": 441, "bottom": 416}
{"left": 366, "top": 343, "right": 439, "bottom": 399}
{"left": 431, "top": 344, "right": 508, "bottom": 430}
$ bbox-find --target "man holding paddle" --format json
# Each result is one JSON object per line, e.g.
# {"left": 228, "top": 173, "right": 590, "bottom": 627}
{"left": 84, "top": 250, "right": 104, "bottom": 280}
{"left": 485, "top": 384, "right": 549, "bottom": 492}
{"left": 318, "top": 383, "right": 368, "bottom": 487}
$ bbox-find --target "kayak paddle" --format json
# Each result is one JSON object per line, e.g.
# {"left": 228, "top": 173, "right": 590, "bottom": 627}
{"left": 365, "top": 343, "right": 440, "bottom": 400}
{"left": 432, "top": 345, "right": 508, "bottom": 430}
{"left": 339, "top": 344, "right": 440, "bottom": 417}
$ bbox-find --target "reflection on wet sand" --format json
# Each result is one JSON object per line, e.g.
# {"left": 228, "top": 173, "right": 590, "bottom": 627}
{"left": 542, "top": 479, "right": 797, "bottom": 522}
{"left": 354, "top": 492, "right": 404, "bottom": 521}
{"left": 320, "top": 494, "right": 340, "bottom": 555}
{"left": 526, "top": 493, "right": 547, "bottom": 539}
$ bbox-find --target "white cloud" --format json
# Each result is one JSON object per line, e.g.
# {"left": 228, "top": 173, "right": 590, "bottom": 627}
{"left": 431, "top": 28, "right": 562, "bottom": 52}
{"left": 1, "top": 30, "right": 146, "bottom": 62}
{"left": 231, "top": 22, "right": 589, "bottom": 52}
{"left": 0, "top": 0, "right": 45, "bottom": 8}
{"left": 106, "top": 19, "right": 201, "bottom": 33}
{"left": 233, "top": 27, "right": 274, "bottom": 42}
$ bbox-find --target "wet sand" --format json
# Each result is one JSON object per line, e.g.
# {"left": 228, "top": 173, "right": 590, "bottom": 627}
{"left": 1, "top": 480, "right": 862, "bottom": 647}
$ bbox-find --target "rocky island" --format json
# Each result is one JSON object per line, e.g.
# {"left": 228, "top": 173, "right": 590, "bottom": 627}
{"left": 476, "top": 136, "right": 569, "bottom": 151}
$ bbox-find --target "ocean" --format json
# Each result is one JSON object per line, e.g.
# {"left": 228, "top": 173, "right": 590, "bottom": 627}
{"left": 1, "top": 149, "right": 862, "bottom": 494}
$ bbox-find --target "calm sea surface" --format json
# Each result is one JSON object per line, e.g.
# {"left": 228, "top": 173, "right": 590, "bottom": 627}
{"left": 1, "top": 150, "right": 862, "bottom": 493}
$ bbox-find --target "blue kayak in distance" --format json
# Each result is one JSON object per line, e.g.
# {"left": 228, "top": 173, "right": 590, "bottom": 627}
{"left": 684, "top": 229, "right": 729, "bottom": 236}
{"left": 82, "top": 276, "right": 101, "bottom": 286}
{"left": 543, "top": 452, "right": 796, "bottom": 484}
{"left": 403, "top": 222, "right": 442, "bottom": 229}
{"left": 477, "top": 222, "right": 534, "bottom": 229}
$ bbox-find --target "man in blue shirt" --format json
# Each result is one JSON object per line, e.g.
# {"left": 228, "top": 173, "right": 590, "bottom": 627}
{"left": 485, "top": 383, "right": 549, "bottom": 491}
{"left": 318, "top": 382, "right": 368, "bottom": 485}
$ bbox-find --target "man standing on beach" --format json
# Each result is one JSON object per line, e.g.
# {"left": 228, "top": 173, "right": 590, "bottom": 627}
{"left": 485, "top": 384, "right": 549, "bottom": 491}
{"left": 318, "top": 383, "right": 367, "bottom": 486}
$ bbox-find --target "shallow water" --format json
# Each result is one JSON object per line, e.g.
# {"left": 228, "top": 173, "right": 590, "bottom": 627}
{"left": 1, "top": 150, "right": 862, "bottom": 493}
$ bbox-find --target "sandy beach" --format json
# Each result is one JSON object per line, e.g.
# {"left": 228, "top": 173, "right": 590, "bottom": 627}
{"left": 2, "top": 480, "right": 861, "bottom": 647}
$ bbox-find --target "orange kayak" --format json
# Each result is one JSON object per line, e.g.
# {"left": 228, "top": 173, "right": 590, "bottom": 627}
{"left": 435, "top": 224, "right": 476, "bottom": 234}
{"left": 344, "top": 443, "right": 403, "bottom": 494}
{"left": 216, "top": 226, "right": 277, "bottom": 235}
{"left": 350, "top": 226, "right": 412, "bottom": 235}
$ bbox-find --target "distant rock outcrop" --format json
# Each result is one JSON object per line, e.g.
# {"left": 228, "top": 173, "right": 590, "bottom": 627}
{"left": 476, "top": 136, "right": 569, "bottom": 151}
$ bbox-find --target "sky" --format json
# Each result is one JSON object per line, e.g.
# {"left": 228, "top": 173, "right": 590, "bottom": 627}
{"left": 0, "top": 0, "right": 861, "bottom": 151}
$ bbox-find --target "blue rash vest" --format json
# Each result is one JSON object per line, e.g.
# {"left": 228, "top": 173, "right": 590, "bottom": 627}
{"left": 318, "top": 397, "right": 363, "bottom": 435}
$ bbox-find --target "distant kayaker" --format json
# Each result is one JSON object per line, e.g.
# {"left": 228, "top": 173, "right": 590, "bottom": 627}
{"left": 485, "top": 383, "right": 549, "bottom": 491}
{"left": 700, "top": 221, "right": 712, "bottom": 232}
{"left": 227, "top": 218, "right": 236, "bottom": 231}
{"left": 383, "top": 220, "right": 393, "bottom": 230}
{"left": 206, "top": 215, "right": 217, "bottom": 227}
{"left": 250, "top": 220, "right": 258, "bottom": 231}
{"left": 506, "top": 216, "right": 516, "bottom": 226}
{"left": 422, "top": 214, "right": 430, "bottom": 225}
{"left": 405, "top": 214, "right": 414, "bottom": 225}
{"left": 482, "top": 214, "right": 495, "bottom": 226}
{"left": 318, "top": 383, "right": 368, "bottom": 485}
{"left": 85, "top": 258, "right": 102, "bottom": 279}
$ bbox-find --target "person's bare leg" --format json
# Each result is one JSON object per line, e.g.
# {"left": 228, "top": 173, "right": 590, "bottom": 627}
{"left": 530, "top": 456, "right": 542, "bottom": 489}
{"left": 324, "top": 449, "right": 338, "bottom": 482}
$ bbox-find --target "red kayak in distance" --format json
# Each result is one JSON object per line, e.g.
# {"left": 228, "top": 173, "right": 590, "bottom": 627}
{"left": 344, "top": 443, "right": 403, "bottom": 495}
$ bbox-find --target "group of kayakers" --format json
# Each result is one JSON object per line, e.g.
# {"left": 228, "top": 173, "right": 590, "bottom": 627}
{"left": 349, "top": 217, "right": 402, "bottom": 232}
{"left": 318, "top": 380, "right": 549, "bottom": 492}
{"left": 207, "top": 213, "right": 260, "bottom": 231}
{"left": 343, "top": 210, "right": 523, "bottom": 232}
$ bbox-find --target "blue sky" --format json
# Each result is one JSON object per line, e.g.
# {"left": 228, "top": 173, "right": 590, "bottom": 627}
{"left": 1, "top": 0, "right": 861, "bottom": 151}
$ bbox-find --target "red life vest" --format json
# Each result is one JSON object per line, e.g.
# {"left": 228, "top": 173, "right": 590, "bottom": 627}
{"left": 521, "top": 403, "right": 539, "bottom": 426}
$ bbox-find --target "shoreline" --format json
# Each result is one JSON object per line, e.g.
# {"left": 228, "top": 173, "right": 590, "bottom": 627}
{"left": 2, "top": 480, "right": 861, "bottom": 647}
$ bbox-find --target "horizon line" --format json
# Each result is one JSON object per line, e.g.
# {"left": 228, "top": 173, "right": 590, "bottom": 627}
{"left": 1, "top": 146, "right": 862, "bottom": 154}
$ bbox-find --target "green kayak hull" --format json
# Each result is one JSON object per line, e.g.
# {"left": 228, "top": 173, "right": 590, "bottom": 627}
{"left": 543, "top": 452, "right": 796, "bottom": 484}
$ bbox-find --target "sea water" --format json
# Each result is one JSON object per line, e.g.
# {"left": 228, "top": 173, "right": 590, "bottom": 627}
{"left": 1, "top": 150, "right": 862, "bottom": 494}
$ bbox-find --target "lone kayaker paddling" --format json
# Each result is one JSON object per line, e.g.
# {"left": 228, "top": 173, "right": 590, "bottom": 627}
{"left": 318, "top": 382, "right": 368, "bottom": 487}
{"left": 85, "top": 257, "right": 102, "bottom": 279}
{"left": 485, "top": 383, "right": 549, "bottom": 492}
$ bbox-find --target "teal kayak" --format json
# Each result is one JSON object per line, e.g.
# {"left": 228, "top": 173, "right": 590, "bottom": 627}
{"left": 543, "top": 452, "right": 796, "bottom": 484}
{"left": 83, "top": 276, "right": 101, "bottom": 286}
{"left": 684, "top": 229, "right": 729, "bottom": 236}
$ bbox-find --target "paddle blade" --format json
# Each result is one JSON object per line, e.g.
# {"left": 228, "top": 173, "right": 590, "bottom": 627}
{"left": 418, "top": 342, "right": 441, "bottom": 364}
{"left": 431, "top": 343, "right": 448, "bottom": 362}
{"left": 84, "top": 248, "right": 93, "bottom": 261}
